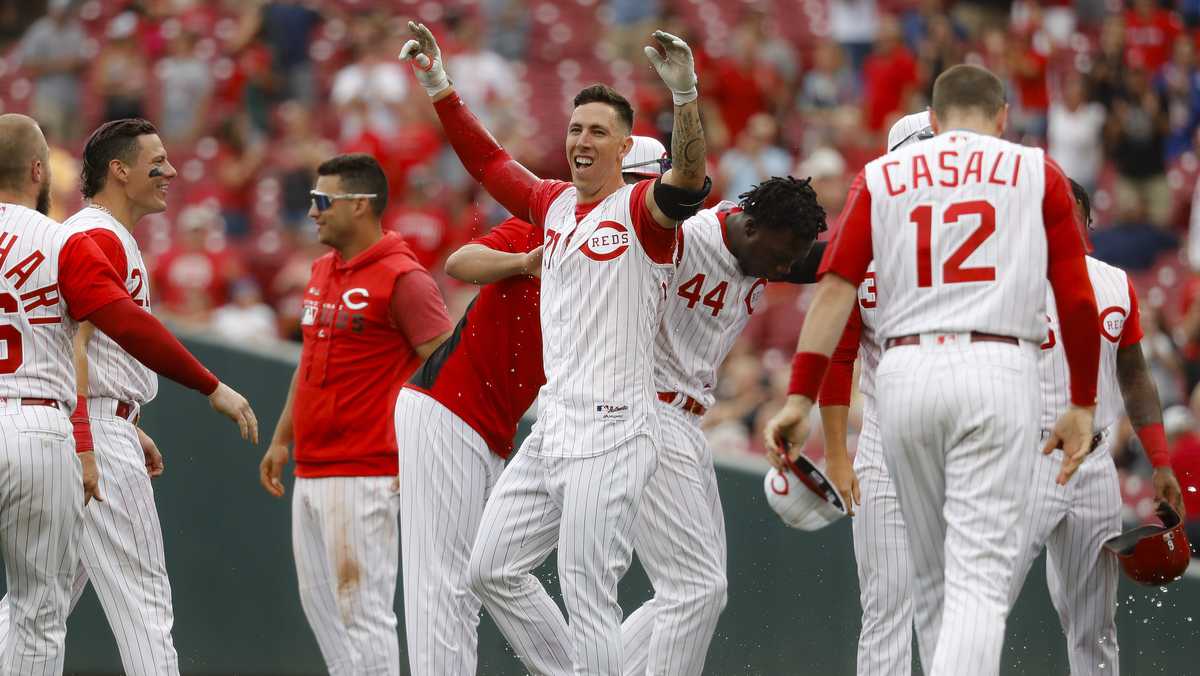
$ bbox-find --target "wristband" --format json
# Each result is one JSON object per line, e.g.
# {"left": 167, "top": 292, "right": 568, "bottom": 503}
{"left": 71, "top": 395, "right": 93, "bottom": 454}
{"left": 787, "top": 351, "right": 830, "bottom": 399}
{"left": 1136, "top": 423, "right": 1171, "bottom": 468}
{"left": 671, "top": 86, "right": 698, "bottom": 107}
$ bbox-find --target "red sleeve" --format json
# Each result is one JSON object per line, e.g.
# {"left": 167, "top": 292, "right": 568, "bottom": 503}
{"left": 57, "top": 233, "right": 132, "bottom": 321}
{"left": 388, "top": 270, "right": 452, "bottom": 347}
{"left": 86, "top": 298, "right": 219, "bottom": 394}
{"left": 629, "top": 179, "right": 676, "bottom": 264}
{"left": 817, "top": 170, "right": 873, "bottom": 284}
{"left": 472, "top": 217, "right": 540, "bottom": 254}
{"left": 528, "top": 181, "right": 571, "bottom": 229}
{"left": 818, "top": 305, "right": 863, "bottom": 407}
{"left": 71, "top": 396, "right": 92, "bottom": 454}
{"left": 433, "top": 92, "right": 546, "bottom": 223}
{"left": 86, "top": 228, "right": 128, "bottom": 279}
{"left": 1121, "top": 278, "right": 1144, "bottom": 347}
{"left": 1043, "top": 158, "right": 1100, "bottom": 406}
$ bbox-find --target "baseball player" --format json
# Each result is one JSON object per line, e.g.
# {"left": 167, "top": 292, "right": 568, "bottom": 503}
{"left": 621, "top": 175, "right": 827, "bottom": 676}
{"left": 764, "top": 65, "right": 1102, "bottom": 676}
{"left": 1005, "top": 179, "right": 1184, "bottom": 675}
{"left": 816, "top": 111, "right": 933, "bottom": 676}
{"left": 402, "top": 23, "right": 710, "bottom": 675}
{"left": 0, "top": 113, "right": 255, "bottom": 675}
{"left": 258, "top": 154, "right": 452, "bottom": 676}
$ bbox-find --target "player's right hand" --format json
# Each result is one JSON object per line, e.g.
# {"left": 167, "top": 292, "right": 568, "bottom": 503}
{"left": 260, "top": 443, "right": 289, "bottom": 497}
{"left": 400, "top": 22, "right": 450, "bottom": 97}
{"left": 764, "top": 396, "right": 813, "bottom": 472}
{"left": 523, "top": 245, "right": 544, "bottom": 278}
{"left": 825, "top": 453, "right": 861, "bottom": 516}
{"left": 79, "top": 451, "right": 103, "bottom": 505}
{"left": 209, "top": 382, "right": 259, "bottom": 444}
{"left": 1044, "top": 405, "right": 1095, "bottom": 485}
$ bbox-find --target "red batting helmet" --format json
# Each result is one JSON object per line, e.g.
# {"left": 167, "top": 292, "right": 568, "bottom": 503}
{"left": 1103, "top": 502, "right": 1191, "bottom": 586}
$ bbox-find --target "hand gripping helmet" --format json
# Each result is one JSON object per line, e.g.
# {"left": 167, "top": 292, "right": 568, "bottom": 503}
{"left": 1103, "top": 502, "right": 1191, "bottom": 586}
{"left": 764, "top": 454, "right": 848, "bottom": 531}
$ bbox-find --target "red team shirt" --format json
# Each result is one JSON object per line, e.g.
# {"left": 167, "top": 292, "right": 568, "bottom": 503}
{"left": 293, "top": 232, "right": 450, "bottom": 477}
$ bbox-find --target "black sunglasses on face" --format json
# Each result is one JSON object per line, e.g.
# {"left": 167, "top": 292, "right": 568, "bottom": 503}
{"left": 310, "top": 191, "right": 378, "bottom": 212}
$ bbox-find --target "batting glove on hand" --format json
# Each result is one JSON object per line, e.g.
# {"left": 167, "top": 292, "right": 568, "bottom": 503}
{"left": 400, "top": 21, "right": 450, "bottom": 97}
{"left": 644, "top": 31, "right": 698, "bottom": 106}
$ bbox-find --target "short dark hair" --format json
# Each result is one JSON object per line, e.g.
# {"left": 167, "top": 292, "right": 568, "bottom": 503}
{"left": 573, "top": 84, "right": 634, "bottom": 133}
{"left": 81, "top": 118, "right": 158, "bottom": 198}
{"left": 739, "top": 176, "right": 827, "bottom": 240}
{"left": 931, "top": 64, "right": 1006, "bottom": 120}
{"left": 316, "top": 153, "right": 388, "bottom": 217}
{"left": 1068, "top": 177, "right": 1092, "bottom": 228}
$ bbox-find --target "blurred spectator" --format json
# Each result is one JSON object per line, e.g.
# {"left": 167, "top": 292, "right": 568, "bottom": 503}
{"left": 153, "top": 206, "right": 243, "bottom": 325}
{"left": 211, "top": 279, "right": 280, "bottom": 344}
{"left": 1048, "top": 75, "right": 1106, "bottom": 192}
{"left": 1123, "top": 0, "right": 1182, "bottom": 72}
{"left": 704, "top": 351, "right": 769, "bottom": 439}
{"left": 272, "top": 101, "right": 335, "bottom": 230}
{"left": 1009, "top": 31, "right": 1049, "bottom": 144}
{"left": 1155, "top": 36, "right": 1200, "bottom": 160}
{"left": 387, "top": 170, "right": 454, "bottom": 270}
{"left": 214, "top": 115, "right": 266, "bottom": 239}
{"left": 443, "top": 13, "right": 522, "bottom": 135}
{"left": 272, "top": 227, "right": 326, "bottom": 341}
{"left": 797, "top": 147, "right": 849, "bottom": 225}
{"left": 830, "top": 0, "right": 880, "bottom": 73}
{"left": 1164, "top": 404, "right": 1200, "bottom": 550}
{"left": 17, "top": 0, "right": 86, "bottom": 144}
{"left": 717, "top": 113, "right": 792, "bottom": 202}
{"left": 798, "top": 41, "right": 857, "bottom": 113}
{"left": 483, "top": 0, "right": 530, "bottom": 61}
{"left": 236, "top": 0, "right": 321, "bottom": 104}
{"left": 46, "top": 143, "right": 79, "bottom": 223}
{"left": 607, "top": 0, "right": 661, "bottom": 60}
{"left": 1106, "top": 69, "right": 1171, "bottom": 227}
{"left": 1090, "top": 15, "right": 1129, "bottom": 106}
{"left": 92, "top": 11, "right": 149, "bottom": 122}
{"left": 915, "top": 14, "right": 965, "bottom": 98}
{"left": 330, "top": 15, "right": 409, "bottom": 142}
{"left": 157, "top": 28, "right": 213, "bottom": 143}
{"left": 861, "top": 14, "right": 919, "bottom": 133}
{"left": 1142, "top": 303, "right": 1187, "bottom": 406}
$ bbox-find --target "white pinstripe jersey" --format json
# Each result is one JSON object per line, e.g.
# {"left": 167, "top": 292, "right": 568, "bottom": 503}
{"left": 1039, "top": 256, "right": 1132, "bottom": 432}
{"left": 64, "top": 206, "right": 157, "bottom": 404}
{"left": 854, "top": 262, "right": 882, "bottom": 405}
{"left": 653, "top": 202, "right": 766, "bottom": 410}
{"left": 0, "top": 203, "right": 83, "bottom": 403}
{"left": 865, "top": 132, "right": 1049, "bottom": 342}
{"left": 535, "top": 183, "right": 674, "bottom": 457}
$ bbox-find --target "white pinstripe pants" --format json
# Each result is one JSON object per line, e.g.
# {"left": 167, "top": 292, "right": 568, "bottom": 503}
{"left": 876, "top": 338, "right": 1038, "bottom": 676}
{"left": 620, "top": 403, "right": 727, "bottom": 676}
{"left": 851, "top": 404, "right": 914, "bottom": 676}
{"left": 395, "top": 389, "right": 505, "bottom": 675}
{"left": 292, "top": 475, "right": 401, "bottom": 676}
{"left": 0, "top": 406, "right": 80, "bottom": 676}
{"left": 1007, "top": 432, "right": 1122, "bottom": 676}
{"left": 468, "top": 430, "right": 658, "bottom": 676}
{"left": 0, "top": 406, "right": 179, "bottom": 676}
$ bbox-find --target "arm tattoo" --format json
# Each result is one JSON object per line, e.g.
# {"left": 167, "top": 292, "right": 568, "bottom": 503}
{"left": 669, "top": 101, "right": 706, "bottom": 187}
{"left": 1116, "top": 343, "right": 1164, "bottom": 428}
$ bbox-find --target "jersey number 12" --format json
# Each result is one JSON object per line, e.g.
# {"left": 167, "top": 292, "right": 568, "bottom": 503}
{"left": 911, "top": 200, "right": 996, "bottom": 288}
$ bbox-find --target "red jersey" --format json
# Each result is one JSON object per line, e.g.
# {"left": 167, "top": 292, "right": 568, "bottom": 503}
{"left": 1171, "top": 432, "right": 1200, "bottom": 518}
{"left": 1124, "top": 8, "right": 1182, "bottom": 71}
{"left": 408, "top": 217, "right": 543, "bottom": 458}
{"left": 293, "top": 232, "right": 450, "bottom": 477}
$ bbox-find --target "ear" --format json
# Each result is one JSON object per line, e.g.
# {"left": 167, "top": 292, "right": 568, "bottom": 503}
{"left": 109, "top": 158, "right": 130, "bottom": 185}
{"left": 996, "top": 104, "right": 1009, "bottom": 136}
{"left": 929, "top": 108, "right": 941, "bottom": 134}
{"left": 29, "top": 157, "right": 44, "bottom": 186}
{"left": 619, "top": 135, "right": 633, "bottom": 161}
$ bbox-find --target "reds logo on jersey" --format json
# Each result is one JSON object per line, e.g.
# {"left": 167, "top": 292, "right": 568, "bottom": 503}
{"left": 1099, "top": 306, "right": 1126, "bottom": 342}
{"left": 580, "top": 221, "right": 630, "bottom": 262}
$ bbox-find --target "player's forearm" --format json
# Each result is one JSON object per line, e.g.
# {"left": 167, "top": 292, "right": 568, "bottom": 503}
{"left": 1117, "top": 342, "right": 1171, "bottom": 467}
{"left": 787, "top": 276, "right": 859, "bottom": 403}
{"left": 662, "top": 99, "right": 706, "bottom": 191}
{"left": 73, "top": 322, "right": 95, "bottom": 397}
{"left": 271, "top": 367, "right": 299, "bottom": 446}
{"left": 1047, "top": 257, "right": 1101, "bottom": 406}
{"left": 432, "top": 93, "right": 539, "bottom": 221}
{"left": 86, "top": 298, "right": 219, "bottom": 395}
{"left": 819, "top": 405, "right": 852, "bottom": 466}
{"left": 445, "top": 245, "right": 533, "bottom": 284}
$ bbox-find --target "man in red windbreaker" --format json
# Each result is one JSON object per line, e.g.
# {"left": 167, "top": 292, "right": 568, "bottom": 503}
{"left": 258, "top": 153, "right": 451, "bottom": 675}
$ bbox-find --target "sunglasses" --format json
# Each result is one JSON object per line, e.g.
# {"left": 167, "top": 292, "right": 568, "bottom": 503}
{"left": 310, "top": 191, "right": 378, "bottom": 212}
{"left": 889, "top": 127, "right": 936, "bottom": 152}
{"left": 621, "top": 156, "right": 672, "bottom": 175}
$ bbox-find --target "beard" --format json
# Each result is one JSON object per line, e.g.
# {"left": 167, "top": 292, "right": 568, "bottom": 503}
{"left": 35, "top": 180, "right": 50, "bottom": 216}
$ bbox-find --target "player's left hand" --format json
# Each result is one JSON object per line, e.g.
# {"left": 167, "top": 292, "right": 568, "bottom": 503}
{"left": 764, "top": 396, "right": 813, "bottom": 472}
{"left": 79, "top": 451, "right": 103, "bottom": 505}
{"left": 1044, "top": 405, "right": 1095, "bottom": 485}
{"left": 209, "top": 382, "right": 259, "bottom": 444}
{"left": 644, "top": 31, "right": 698, "bottom": 105}
{"left": 1153, "top": 466, "right": 1186, "bottom": 519}
{"left": 138, "top": 427, "right": 164, "bottom": 478}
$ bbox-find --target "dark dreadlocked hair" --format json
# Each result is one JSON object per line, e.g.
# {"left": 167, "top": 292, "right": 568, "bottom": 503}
{"left": 738, "top": 176, "right": 827, "bottom": 239}
{"left": 1068, "top": 177, "right": 1092, "bottom": 228}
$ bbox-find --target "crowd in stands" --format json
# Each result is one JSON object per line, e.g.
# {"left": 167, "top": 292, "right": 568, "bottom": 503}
{"left": 2, "top": 0, "right": 1199, "bottom": 534}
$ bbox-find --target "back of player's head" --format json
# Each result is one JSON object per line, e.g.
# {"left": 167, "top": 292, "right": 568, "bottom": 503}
{"left": 81, "top": 118, "right": 158, "bottom": 198}
{"left": 739, "top": 176, "right": 827, "bottom": 241}
{"left": 316, "top": 153, "right": 388, "bottom": 217}
{"left": 0, "top": 114, "right": 49, "bottom": 192}
{"left": 573, "top": 84, "right": 634, "bottom": 134}
{"left": 931, "top": 65, "right": 1006, "bottom": 121}
{"left": 1068, "top": 177, "right": 1092, "bottom": 228}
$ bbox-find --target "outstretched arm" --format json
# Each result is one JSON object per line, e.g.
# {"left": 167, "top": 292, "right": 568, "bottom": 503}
{"left": 445, "top": 244, "right": 541, "bottom": 285}
{"left": 1118, "top": 338, "right": 1184, "bottom": 516}
{"left": 642, "top": 31, "right": 709, "bottom": 227}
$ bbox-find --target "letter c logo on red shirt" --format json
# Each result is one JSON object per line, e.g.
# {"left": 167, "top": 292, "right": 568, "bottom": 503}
{"left": 342, "top": 288, "right": 370, "bottom": 310}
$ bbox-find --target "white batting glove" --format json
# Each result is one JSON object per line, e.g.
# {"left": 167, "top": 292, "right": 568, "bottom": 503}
{"left": 644, "top": 30, "right": 698, "bottom": 106}
{"left": 399, "top": 21, "right": 450, "bottom": 97}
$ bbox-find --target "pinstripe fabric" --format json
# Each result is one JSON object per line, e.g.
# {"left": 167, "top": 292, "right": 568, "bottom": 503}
{"left": 852, "top": 402, "right": 914, "bottom": 675}
{"left": 292, "top": 476, "right": 400, "bottom": 676}
{"left": 620, "top": 403, "right": 726, "bottom": 676}
{"left": 0, "top": 405, "right": 80, "bottom": 676}
{"left": 876, "top": 338, "right": 1039, "bottom": 676}
{"left": 0, "top": 408, "right": 178, "bottom": 675}
{"left": 469, "top": 430, "right": 658, "bottom": 676}
{"left": 394, "top": 388, "right": 505, "bottom": 675}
